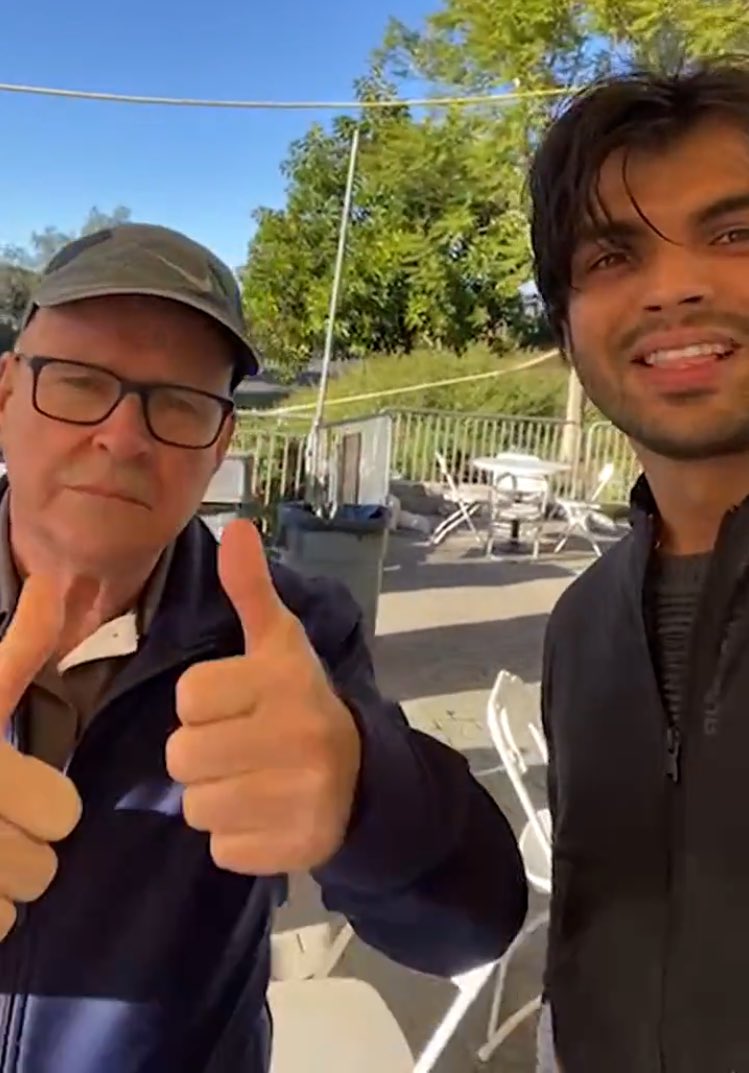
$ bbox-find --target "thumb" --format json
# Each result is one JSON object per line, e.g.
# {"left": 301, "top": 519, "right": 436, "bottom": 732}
{"left": 0, "top": 575, "right": 65, "bottom": 733}
{"left": 218, "top": 519, "right": 288, "bottom": 650}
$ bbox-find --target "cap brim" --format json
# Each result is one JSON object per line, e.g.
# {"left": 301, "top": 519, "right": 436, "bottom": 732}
{"left": 24, "top": 284, "right": 260, "bottom": 377}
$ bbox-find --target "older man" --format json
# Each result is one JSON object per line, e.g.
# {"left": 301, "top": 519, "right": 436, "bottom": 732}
{"left": 0, "top": 223, "right": 526, "bottom": 1073}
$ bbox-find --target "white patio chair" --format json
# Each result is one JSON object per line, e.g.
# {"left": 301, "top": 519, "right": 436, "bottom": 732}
{"left": 553, "top": 461, "right": 617, "bottom": 557}
{"left": 413, "top": 959, "right": 497, "bottom": 1072}
{"left": 268, "top": 977, "right": 415, "bottom": 1073}
{"left": 487, "top": 472, "right": 550, "bottom": 559}
{"left": 476, "top": 670, "right": 552, "bottom": 1065}
{"left": 270, "top": 918, "right": 498, "bottom": 1073}
{"left": 270, "top": 920, "right": 354, "bottom": 983}
{"left": 430, "top": 452, "right": 485, "bottom": 547}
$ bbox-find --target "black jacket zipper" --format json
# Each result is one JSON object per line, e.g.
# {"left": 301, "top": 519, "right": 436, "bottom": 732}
{"left": 0, "top": 707, "right": 29, "bottom": 1073}
{"left": 656, "top": 507, "right": 749, "bottom": 1071}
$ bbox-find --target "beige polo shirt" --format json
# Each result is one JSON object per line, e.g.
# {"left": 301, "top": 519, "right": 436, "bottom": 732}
{"left": 0, "top": 492, "right": 173, "bottom": 770}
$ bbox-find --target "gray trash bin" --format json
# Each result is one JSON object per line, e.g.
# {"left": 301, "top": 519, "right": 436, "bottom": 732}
{"left": 277, "top": 502, "right": 390, "bottom": 642}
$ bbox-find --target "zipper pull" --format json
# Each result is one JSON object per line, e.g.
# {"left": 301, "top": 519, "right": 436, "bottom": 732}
{"left": 666, "top": 725, "right": 682, "bottom": 782}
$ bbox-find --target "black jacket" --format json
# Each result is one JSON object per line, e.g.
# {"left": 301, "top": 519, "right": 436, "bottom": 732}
{"left": 543, "top": 477, "right": 749, "bottom": 1073}
{"left": 0, "top": 514, "right": 527, "bottom": 1073}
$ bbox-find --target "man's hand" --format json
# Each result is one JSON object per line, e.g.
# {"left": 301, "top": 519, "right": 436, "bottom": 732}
{"left": 166, "top": 519, "right": 362, "bottom": 876}
{"left": 0, "top": 577, "right": 83, "bottom": 940}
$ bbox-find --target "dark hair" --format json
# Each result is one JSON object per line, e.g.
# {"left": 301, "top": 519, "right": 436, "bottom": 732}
{"left": 529, "top": 58, "right": 749, "bottom": 347}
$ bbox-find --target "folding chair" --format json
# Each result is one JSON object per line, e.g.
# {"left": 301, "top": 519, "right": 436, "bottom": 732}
{"left": 553, "top": 462, "right": 617, "bottom": 557}
{"left": 476, "top": 670, "right": 552, "bottom": 1065}
{"left": 270, "top": 918, "right": 498, "bottom": 1073}
{"left": 268, "top": 977, "right": 415, "bottom": 1073}
{"left": 430, "top": 452, "right": 485, "bottom": 547}
{"left": 271, "top": 920, "right": 354, "bottom": 983}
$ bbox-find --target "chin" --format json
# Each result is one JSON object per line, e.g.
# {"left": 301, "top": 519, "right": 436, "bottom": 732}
{"left": 53, "top": 521, "right": 165, "bottom": 569}
{"left": 631, "top": 423, "right": 749, "bottom": 462}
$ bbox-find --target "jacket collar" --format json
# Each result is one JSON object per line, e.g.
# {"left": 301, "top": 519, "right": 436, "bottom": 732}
{"left": 629, "top": 473, "right": 658, "bottom": 522}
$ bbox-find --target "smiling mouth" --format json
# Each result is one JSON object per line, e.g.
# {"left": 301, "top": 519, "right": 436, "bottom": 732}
{"left": 633, "top": 342, "right": 737, "bottom": 368}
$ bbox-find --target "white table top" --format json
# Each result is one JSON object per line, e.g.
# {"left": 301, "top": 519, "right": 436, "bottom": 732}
{"left": 472, "top": 453, "right": 570, "bottom": 478}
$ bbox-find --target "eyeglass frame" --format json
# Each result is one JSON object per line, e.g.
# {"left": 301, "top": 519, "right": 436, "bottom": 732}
{"left": 11, "top": 353, "right": 235, "bottom": 450}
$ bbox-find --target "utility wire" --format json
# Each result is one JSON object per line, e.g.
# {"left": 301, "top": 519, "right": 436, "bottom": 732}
{"left": 0, "top": 80, "right": 574, "bottom": 111}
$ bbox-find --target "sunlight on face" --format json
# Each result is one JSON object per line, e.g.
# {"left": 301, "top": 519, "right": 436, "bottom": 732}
{"left": 0, "top": 295, "right": 236, "bottom": 572}
{"left": 567, "top": 118, "right": 749, "bottom": 461}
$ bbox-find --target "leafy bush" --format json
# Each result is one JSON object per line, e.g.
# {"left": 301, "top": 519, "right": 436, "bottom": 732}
{"left": 273, "top": 346, "right": 569, "bottom": 423}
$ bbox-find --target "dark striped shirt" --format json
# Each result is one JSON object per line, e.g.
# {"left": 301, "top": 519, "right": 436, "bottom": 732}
{"left": 645, "top": 552, "right": 711, "bottom": 726}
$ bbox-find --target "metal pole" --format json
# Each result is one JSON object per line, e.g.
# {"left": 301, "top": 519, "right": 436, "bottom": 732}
{"left": 306, "top": 125, "right": 361, "bottom": 507}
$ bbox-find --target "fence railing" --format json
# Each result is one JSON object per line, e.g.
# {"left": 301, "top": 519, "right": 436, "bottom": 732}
{"left": 230, "top": 421, "right": 306, "bottom": 509}
{"left": 230, "top": 407, "right": 641, "bottom": 508}
{"left": 388, "top": 409, "right": 576, "bottom": 488}
{"left": 583, "top": 420, "right": 640, "bottom": 504}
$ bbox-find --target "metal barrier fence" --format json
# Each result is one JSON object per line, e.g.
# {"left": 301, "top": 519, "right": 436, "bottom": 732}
{"left": 229, "top": 420, "right": 306, "bottom": 510}
{"left": 388, "top": 409, "right": 573, "bottom": 488}
{"left": 230, "top": 408, "right": 641, "bottom": 508}
{"left": 583, "top": 421, "right": 640, "bottom": 504}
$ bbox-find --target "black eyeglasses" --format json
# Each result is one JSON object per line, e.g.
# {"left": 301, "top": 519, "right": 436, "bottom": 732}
{"left": 14, "top": 354, "right": 234, "bottom": 450}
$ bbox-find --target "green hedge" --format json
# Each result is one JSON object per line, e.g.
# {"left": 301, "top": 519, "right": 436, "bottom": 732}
{"left": 274, "top": 347, "right": 569, "bottom": 423}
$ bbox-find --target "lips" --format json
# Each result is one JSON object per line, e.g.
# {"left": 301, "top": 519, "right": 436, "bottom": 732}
{"left": 639, "top": 342, "right": 734, "bottom": 368}
{"left": 70, "top": 485, "right": 148, "bottom": 507}
{"left": 631, "top": 331, "right": 739, "bottom": 366}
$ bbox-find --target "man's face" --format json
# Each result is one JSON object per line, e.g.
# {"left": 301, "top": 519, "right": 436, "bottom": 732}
{"left": 0, "top": 295, "right": 235, "bottom": 571}
{"left": 566, "top": 117, "right": 749, "bottom": 460}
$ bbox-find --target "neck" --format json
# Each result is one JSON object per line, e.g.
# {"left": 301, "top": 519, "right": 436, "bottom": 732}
{"left": 9, "top": 524, "right": 158, "bottom": 659}
{"left": 639, "top": 450, "right": 749, "bottom": 555}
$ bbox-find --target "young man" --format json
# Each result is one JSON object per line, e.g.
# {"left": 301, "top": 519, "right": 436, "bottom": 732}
{"left": 529, "top": 61, "right": 749, "bottom": 1072}
{"left": 0, "top": 223, "right": 527, "bottom": 1072}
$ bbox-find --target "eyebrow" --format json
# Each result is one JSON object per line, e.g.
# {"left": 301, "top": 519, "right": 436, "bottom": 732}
{"left": 577, "top": 191, "right": 749, "bottom": 249}
{"left": 695, "top": 192, "right": 749, "bottom": 225}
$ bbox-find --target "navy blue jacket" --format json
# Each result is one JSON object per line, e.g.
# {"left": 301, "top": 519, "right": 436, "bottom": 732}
{"left": 0, "top": 517, "right": 527, "bottom": 1073}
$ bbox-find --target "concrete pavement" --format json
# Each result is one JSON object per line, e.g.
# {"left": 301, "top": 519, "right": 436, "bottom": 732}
{"left": 275, "top": 530, "right": 591, "bottom": 1071}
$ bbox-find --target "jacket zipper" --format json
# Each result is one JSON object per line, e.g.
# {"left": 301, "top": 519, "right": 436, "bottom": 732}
{"left": 0, "top": 932, "right": 26, "bottom": 1073}
{"left": 0, "top": 639, "right": 230, "bottom": 1072}
{"left": 656, "top": 507, "right": 746, "bottom": 1072}
{"left": 0, "top": 707, "right": 28, "bottom": 1073}
{"left": 659, "top": 727, "right": 681, "bottom": 1073}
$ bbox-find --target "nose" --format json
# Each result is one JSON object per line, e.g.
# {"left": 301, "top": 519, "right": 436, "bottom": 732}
{"left": 89, "top": 393, "right": 154, "bottom": 460}
{"left": 640, "top": 244, "right": 715, "bottom": 314}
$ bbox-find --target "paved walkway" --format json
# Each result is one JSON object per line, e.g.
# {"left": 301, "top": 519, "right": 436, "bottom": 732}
{"left": 276, "top": 531, "right": 595, "bottom": 1071}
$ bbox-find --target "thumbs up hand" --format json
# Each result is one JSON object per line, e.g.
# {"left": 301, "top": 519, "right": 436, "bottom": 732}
{"left": 166, "top": 520, "right": 362, "bottom": 876}
{"left": 0, "top": 576, "right": 83, "bottom": 940}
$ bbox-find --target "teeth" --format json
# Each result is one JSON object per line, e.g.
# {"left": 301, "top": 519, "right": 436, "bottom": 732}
{"left": 643, "top": 343, "right": 733, "bottom": 366}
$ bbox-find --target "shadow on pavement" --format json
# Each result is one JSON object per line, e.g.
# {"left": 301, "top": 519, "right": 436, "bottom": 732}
{"left": 381, "top": 534, "right": 579, "bottom": 595}
{"left": 373, "top": 613, "right": 551, "bottom": 702}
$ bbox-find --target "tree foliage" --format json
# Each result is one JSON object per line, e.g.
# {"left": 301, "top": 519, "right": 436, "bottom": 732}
{"left": 243, "top": 0, "right": 749, "bottom": 374}
{"left": 0, "top": 206, "right": 132, "bottom": 335}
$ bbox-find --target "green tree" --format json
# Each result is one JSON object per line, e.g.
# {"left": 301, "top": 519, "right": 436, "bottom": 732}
{"left": 243, "top": 79, "right": 533, "bottom": 374}
{"left": 0, "top": 206, "right": 133, "bottom": 343}
{"left": 0, "top": 264, "right": 38, "bottom": 331}
{"left": 243, "top": 0, "right": 749, "bottom": 375}
{"left": 1, "top": 205, "right": 132, "bottom": 271}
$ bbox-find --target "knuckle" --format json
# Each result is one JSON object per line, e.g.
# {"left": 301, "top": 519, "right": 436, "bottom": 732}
{"left": 209, "top": 834, "right": 239, "bottom": 873}
{"left": 165, "top": 729, "right": 191, "bottom": 783}
{"left": 10, "top": 759, "right": 81, "bottom": 842}
{"left": 175, "top": 661, "right": 213, "bottom": 725}
{"left": 21, "top": 842, "right": 59, "bottom": 901}
{"left": 181, "top": 786, "right": 207, "bottom": 832}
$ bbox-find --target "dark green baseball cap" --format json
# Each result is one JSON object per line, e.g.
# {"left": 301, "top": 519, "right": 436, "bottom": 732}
{"left": 21, "top": 222, "right": 260, "bottom": 379}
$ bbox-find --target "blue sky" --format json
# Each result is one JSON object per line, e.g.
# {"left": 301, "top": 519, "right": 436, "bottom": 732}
{"left": 1, "top": 0, "right": 435, "bottom": 271}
